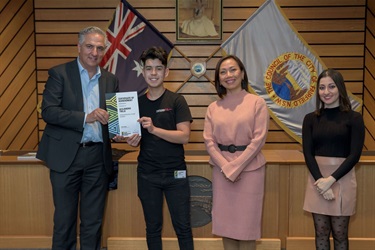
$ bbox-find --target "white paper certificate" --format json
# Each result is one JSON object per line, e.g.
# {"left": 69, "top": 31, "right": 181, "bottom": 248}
{"left": 106, "top": 91, "right": 141, "bottom": 137}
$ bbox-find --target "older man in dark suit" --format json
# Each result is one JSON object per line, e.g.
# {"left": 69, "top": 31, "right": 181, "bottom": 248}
{"left": 37, "top": 26, "right": 119, "bottom": 250}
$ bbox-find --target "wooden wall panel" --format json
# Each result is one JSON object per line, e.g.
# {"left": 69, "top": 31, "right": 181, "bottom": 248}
{"left": 364, "top": 5, "right": 375, "bottom": 149}
{"left": 364, "top": 109, "right": 375, "bottom": 149}
{"left": 0, "top": 0, "right": 38, "bottom": 150}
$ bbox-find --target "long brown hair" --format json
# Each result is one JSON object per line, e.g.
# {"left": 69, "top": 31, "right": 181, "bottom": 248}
{"left": 315, "top": 68, "right": 351, "bottom": 115}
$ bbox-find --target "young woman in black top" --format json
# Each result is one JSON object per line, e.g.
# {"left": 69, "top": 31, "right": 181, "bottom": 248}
{"left": 302, "top": 69, "right": 365, "bottom": 250}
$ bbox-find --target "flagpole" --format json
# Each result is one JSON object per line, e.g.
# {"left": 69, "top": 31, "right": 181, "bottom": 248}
{"left": 204, "top": 47, "right": 221, "bottom": 85}
{"left": 172, "top": 46, "right": 191, "bottom": 63}
{"left": 171, "top": 46, "right": 192, "bottom": 93}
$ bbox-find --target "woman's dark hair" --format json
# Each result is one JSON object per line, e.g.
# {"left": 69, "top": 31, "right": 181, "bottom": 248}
{"left": 214, "top": 55, "right": 249, "bottom": 98}
{"left": 315, "top": 68, "right": 351, "bottom": 115}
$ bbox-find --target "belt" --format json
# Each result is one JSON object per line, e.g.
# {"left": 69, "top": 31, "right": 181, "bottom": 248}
{"left": 218, "top": 144, "right": 247, "bottom": 153}
{"left": 79, "top": 141, "right": 102, "bottom": 148}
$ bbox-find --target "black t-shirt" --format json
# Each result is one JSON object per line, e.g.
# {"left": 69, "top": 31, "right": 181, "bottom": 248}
{"left": 302, "top": 107, "right": 365, "bottom": 181}
{"left": 137, "top": 89, "right": 192, "bottom": 174}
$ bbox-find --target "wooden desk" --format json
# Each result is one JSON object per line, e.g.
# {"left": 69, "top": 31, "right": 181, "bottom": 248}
{"left": 1, "top": 150, "right": 374, "bottom": 249}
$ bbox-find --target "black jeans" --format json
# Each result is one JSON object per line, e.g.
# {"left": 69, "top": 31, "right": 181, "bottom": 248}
{"left": 137, "top": 171, "right": 194, "bottom": 250}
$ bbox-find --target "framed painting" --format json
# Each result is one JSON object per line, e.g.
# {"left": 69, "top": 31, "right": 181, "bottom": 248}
{"left": 176, "top": 0, "right": 222, "bottom": 43}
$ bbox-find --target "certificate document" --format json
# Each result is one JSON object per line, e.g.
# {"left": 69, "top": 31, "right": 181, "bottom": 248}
{"left": 106, "top": 91, "right": 141, "bottom": 138}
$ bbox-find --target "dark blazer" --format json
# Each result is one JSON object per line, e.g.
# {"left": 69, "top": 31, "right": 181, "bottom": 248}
{"left": 36, "top": 59, "right": 119, "bottom": 174}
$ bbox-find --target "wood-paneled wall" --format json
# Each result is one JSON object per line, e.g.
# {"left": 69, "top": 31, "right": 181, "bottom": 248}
{"left": 0, "top": 0, "right": 38, "bottom": 150}
{"left": 2, "top": 0, "right": 374, "bottom": 151}
{"left": 364, "top": 0, "right": 375, "bottom": 149}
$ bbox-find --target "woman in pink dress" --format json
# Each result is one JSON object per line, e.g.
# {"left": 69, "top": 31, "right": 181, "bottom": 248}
{"left": 203, "top": 55, "right": 269, "bottom": 250}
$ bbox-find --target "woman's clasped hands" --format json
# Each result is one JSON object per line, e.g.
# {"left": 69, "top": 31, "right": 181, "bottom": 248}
{"left": 314, "top": 176, "right": 336, "bottom": 201}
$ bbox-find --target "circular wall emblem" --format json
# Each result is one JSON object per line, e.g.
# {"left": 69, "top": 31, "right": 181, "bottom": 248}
{"left": 264, "top": 52, "right": 317, "bottom": 108}
{"left": 188, "top": 175, "right": 212, "bottom": 228}
{"left": 190, "top": 61, "right": 206, "bottom": 78}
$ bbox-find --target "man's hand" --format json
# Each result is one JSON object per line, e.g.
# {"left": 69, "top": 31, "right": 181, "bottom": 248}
{"left": 138, "top": 117, "right": 154, "bottom": 133}
{"left": 112, "top": 135, "right": 127, "bottom": 142}
{"left": 86, "top": 108, "right": 109, "bottom": 125}
{"left": 126, "top": 134, "right": 141, "bottom": 147}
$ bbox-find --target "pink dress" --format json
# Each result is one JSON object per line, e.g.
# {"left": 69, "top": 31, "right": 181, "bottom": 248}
{"left": 203, "top": 90, "right": 269, "bottom": 240}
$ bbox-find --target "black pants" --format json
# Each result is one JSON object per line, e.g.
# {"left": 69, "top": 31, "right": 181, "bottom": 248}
{"left": 138, "top": 171, "right": 194, "bottom": 250}
{"left": 50, "top": 144, "right": 108, "bottom": 250}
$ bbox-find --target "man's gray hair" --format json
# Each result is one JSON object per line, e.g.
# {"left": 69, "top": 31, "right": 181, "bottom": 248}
{"left": 78, "top": 26, "right": 107, "bottom": 45}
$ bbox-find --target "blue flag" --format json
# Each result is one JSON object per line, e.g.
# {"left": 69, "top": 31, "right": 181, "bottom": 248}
{"left": 100, "top": 0, "right": 174, "bottom": 95}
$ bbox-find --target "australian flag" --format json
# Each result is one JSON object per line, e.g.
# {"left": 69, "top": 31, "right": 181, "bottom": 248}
{"left": 100, "top": 0, "right": 174, "bottom": 95}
